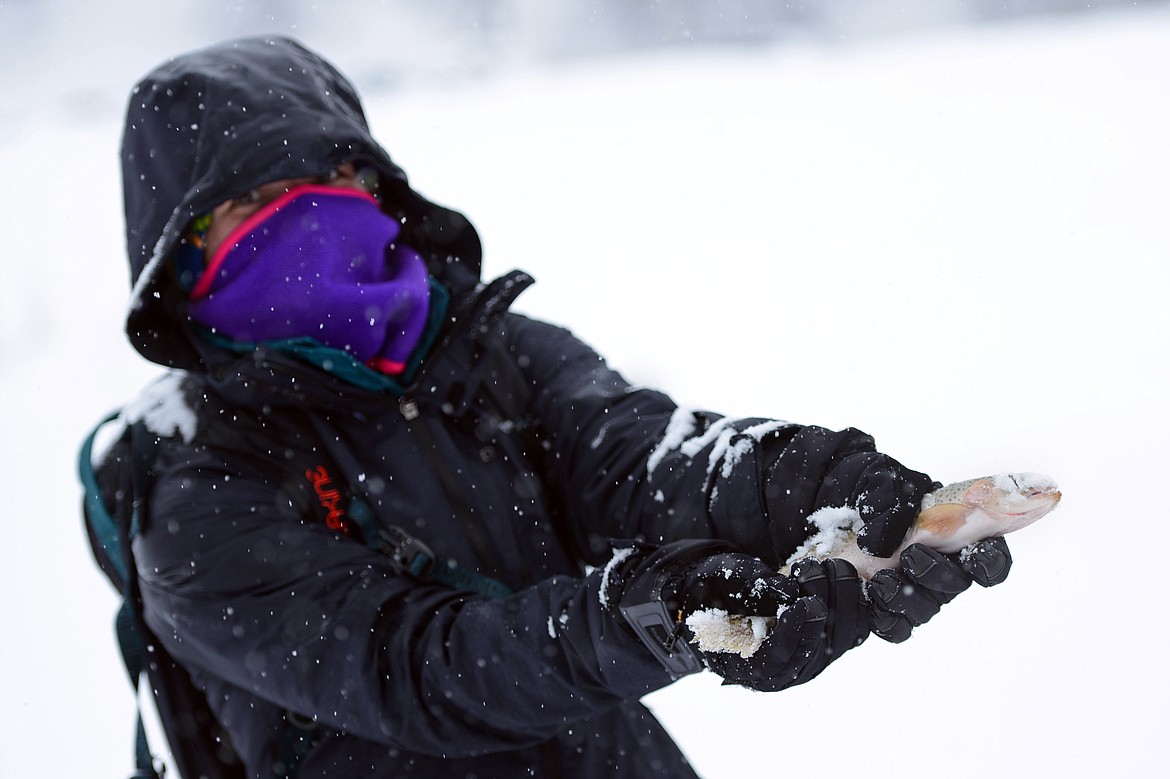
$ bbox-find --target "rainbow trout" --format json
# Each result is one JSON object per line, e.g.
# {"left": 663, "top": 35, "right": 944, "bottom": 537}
{"left": 784, "top": 472, "right": 1062, "bottom": 580}
{"left": 688, "top": 473, "right": 1061, "bottom": 656}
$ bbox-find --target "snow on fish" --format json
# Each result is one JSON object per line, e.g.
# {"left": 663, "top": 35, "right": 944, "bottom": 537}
{"left": 687, "top": 473, "right": 1061, "bottom": 657}
{"left": 784, "top": 471, "right": 1062, "bottom": 580}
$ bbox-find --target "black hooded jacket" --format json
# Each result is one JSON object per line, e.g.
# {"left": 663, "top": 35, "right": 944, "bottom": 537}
{"left": 93, "top": 36, "right": 887, "bottom": 779}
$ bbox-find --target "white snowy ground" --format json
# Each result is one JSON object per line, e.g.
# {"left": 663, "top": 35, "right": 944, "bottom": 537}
{"left": 2, "top": 8, "right": 1168, "bottom": 778}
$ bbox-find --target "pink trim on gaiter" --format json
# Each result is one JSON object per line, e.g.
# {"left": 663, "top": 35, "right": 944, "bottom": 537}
{"left": 190, "top": 184, "right": 380, "bottom": 300}
{"left": 366, "top": 356, "right": 407, "bottom": 375}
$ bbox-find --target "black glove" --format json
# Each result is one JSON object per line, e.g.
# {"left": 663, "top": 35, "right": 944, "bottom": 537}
{"left": 817, "top": 451, "right": 937, "bottom": 557}
{"left": 764, "top": 427, "right": 935, "bottom": 564}
{"left": 691, "top": 556, "right": 870, "bottom": 692}
{"left": 610, "top": 541, "right": 868, "bottom": 691}
{"left": 867, "top": 537, "right": 1013, "bottom": 643}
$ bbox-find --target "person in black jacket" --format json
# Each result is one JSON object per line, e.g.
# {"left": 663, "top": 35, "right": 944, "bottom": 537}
{"left": 88, "top": 36, "right": 1013, "bottom": 779}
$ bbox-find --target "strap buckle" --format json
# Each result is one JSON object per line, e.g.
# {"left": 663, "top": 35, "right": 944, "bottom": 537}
{"left": 377, "top": 526, "right": 436, "bottom": 579}
{"left": 619, "top": 600, "right": 703, "bottom": 679}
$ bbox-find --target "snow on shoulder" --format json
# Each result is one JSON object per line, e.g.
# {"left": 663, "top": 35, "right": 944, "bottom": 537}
{"left": 90, "top": 371, "right": 197, "bottom": 466}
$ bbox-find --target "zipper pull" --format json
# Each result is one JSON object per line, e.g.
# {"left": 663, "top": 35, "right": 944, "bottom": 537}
{"left": 399, "top": 396, "right": 420, "bottom": 421}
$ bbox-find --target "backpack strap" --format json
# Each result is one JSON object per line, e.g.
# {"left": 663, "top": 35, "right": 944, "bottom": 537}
{"left": 348, "top": 494, "right": 513, "bottom": 600}
{"left": 82, "top": 417, "right": 250, "bottom": 779}
{"left": 79, "top": 412, "right": 130, "bottom": 586}
{"left": 79, "top": 415, "right": 164, "bottom": 779}
{"left": 300, "top": 412, "right": 514, "bottom": 600}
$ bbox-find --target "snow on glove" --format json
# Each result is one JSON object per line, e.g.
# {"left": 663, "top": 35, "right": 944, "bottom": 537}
{"left": 816, "top": 451, "right": 937, "bottom": 558}
{"left": 610, "top": 541, "right": 868, "bottom": 692}
{"left": 609, "top": 541, "right": 800, "bottom": 683}
{"left": 867, "top": 537, "right": 1013, "bottom": 643}
{"left": 669, "top": 552, "right": 798, "bottom": 618}
{"left": 763, "top": 426, "right": 936, "bottom": 566}
{"left": 608, "top": 539, "right": 738, "bottom": 678}
{"left": 689, "top": 557, "right": 870, "bottom": 693}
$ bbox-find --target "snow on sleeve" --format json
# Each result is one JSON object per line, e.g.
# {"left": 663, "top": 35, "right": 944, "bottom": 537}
{"left": 590, "top": 420, "right": 612, "bottom": 450}
{"left": 647, "top": 409, "right": 791, "bottom": 479}
{"left": 646, "top": 408, "right": 698, "bottom": 476}
{"left": 647, "top": 409, "right": 736, "bottom": 474}
{"left": 598, "top": 546, "right": 636, "bottom": 609}
{"left": 679, "top": 417, "right": 733, "bottom": 460}
{"left": 711, "top": 419, "right": 791, "bottom": 479}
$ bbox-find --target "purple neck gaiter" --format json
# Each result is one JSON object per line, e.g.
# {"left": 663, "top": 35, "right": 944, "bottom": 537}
{"left": 189, "top": 185, "right": 430, "bottom": 375}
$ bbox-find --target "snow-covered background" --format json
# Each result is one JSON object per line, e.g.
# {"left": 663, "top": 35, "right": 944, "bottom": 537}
{"left": 2, "top": 2, "right": 1168, "bottom": 777}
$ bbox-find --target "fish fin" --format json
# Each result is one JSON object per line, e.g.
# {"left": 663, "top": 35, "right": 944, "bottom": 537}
{"left": 962, "top": 478, "right": 998, "bottom": 507}
{"left": 915, "top": 503, "right": 972, "bottom": 543}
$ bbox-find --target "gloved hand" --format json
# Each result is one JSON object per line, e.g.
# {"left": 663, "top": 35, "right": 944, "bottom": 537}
{"left": 764, "top": 426, "right": 936, "bottom": 565}
{"left": 609, "top": 541, "right": 868, "bottom": 691}
{"left": 689, "top": 556, "right": 870, "bottom": 692}
{"left": 816, "top": 451, "right": 937, "bottom": 558}
{"left": 867, "top": 537, "right": 1013, "bottom": 643}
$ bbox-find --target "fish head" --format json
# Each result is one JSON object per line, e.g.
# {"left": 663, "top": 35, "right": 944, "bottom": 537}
{"left": 963, "top": 473, "right": 1061, "bottom": 533}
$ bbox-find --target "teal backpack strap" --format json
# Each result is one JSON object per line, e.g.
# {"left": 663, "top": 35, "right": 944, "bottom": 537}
{"left": 79, "top": 412, "right": 129, "bottom": 584}
{"left": 116, "top": 602, "right": 159, "bottom": 779}
{"left": 346, "top": 496, "right": 513, "bottom": 600}
{"left": 85, "top": 414, "right": 316, "bottom": 779}
{"left": 302, "top": 413, "right": 514, "bottom": 600}
{"left": 79, "top": 415, "right": 165, "bottom": 779}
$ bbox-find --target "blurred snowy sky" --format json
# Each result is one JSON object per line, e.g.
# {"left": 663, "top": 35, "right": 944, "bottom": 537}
{"left": 2, "top": 0, "right": 1165, "bottom": 138}
{"left": 2, "top": 2, "right": 1169, "bottom": 778}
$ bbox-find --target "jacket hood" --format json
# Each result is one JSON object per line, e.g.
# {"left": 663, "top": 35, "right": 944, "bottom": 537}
{"left": 121, "top": 36, "right": 482, "bottom": 369}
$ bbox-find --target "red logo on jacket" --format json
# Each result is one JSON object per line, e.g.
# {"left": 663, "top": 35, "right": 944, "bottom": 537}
{"left": 305, "top": 465, "right": 349, "bottom": 535}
